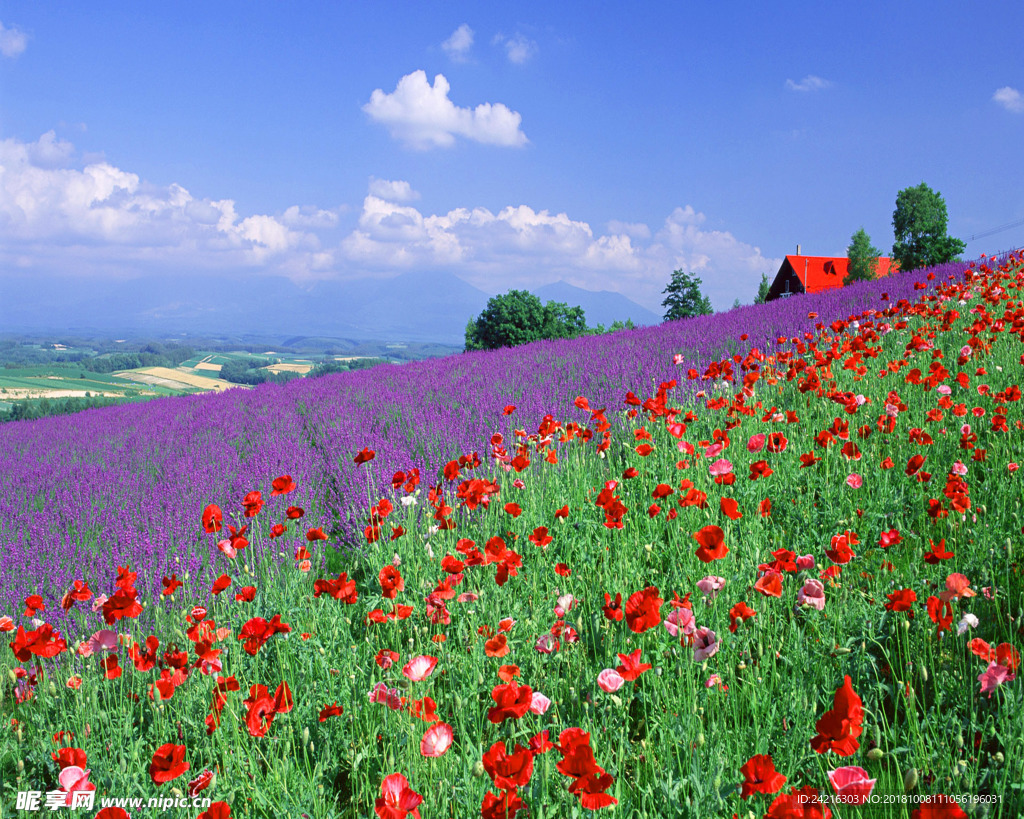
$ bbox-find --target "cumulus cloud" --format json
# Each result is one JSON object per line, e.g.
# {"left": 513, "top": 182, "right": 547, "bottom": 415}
{"left": 993, "top": 86, "right": 1024, "bottom": 114}
{"left": 493, "top": 33, "right": 537, "bottom": 64}
{"left": 785, "top": 75, "right": 832, "bottom": 92}
{"left": 442, "top": 24, "right": 474, "bottom": 61}
{"left": 363, "top": 70, "right": 528, "bottom": 149}
{"left": 0, "top": 21, "right": 27, "bottom": 58}
{"left": 0, "top": 133, "right": 330, "bottom": 276}
{"left": 338, "top": 197, "right": 777, "bottom": 311}
{"left": 1, "top": 132, "right": 777, "bottom": 311}
{"left": 368, "top": 177, "right": 420, "bottom": 202}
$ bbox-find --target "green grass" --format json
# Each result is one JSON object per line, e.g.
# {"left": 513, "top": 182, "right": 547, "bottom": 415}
{"left": 2, "top": 264, "right": 1023, "bottom": 818}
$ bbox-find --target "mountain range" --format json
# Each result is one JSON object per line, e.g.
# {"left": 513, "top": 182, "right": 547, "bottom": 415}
{"left": 2, "top": 273, "right": 661, "bottom": 344}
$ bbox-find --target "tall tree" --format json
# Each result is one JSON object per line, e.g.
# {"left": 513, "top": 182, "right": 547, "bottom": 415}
{"left": 661, "top": 270, "right": 713, "bottom": 322}
{"left": 844, "top": 228, "right": 881, "bottom": 285}
{"left": 465, "top": 290, "right": 589, "bottom": 351}
{"left": 754, "top": 273, "right": 771, "bottom": 304}
{"left": 891, "top": 183, "right": 966, "bottom": 273}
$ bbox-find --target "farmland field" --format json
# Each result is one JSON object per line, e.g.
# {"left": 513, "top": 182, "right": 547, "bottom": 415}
{"left": 1, "top": 254, "right": 1022, "bottom": 817}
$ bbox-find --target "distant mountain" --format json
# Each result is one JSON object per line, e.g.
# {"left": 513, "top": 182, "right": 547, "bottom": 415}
{"left": 1, "top": 272, "right": 657, "bottom": 344}
{"left": 534, "top": 281, "right": 660, "bottom": 328}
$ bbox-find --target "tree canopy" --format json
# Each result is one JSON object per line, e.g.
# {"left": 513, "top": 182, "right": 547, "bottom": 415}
{"left": 891, "top": 183, "right": 966, "bottom": 273}
{"left": 465, "top": 291, "right": 589, "bottom": 351}
{"left": 754, "top": 273, "right": 771, "bottom": 305}
{"left": 661, "top": 270, "right": 713, "bottom": 322}
{"left": 844, "top": 228, "right": 882, "bottom": 285}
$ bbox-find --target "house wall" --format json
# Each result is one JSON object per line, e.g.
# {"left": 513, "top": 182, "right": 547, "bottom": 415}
{"left": 765, "top": 261, "right": 804, "bottom": 302}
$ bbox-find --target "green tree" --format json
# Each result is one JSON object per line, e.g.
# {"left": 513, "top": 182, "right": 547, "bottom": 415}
{"left": 891, "top": 183, "right": 966, "bottom": 272}
{"left": 661, "top": 270, "right": 713, "bottom": 322}
{"left": 465, "top": 290, "right": 548, "bottom": 351}
{"left": 754, "top": 273, "right": 771, "bottom": 304}
{"left": 844, "top": 228, "right": 882, "bottom": 285}
{"left": 541, "top": 301, "right": 588, "bottom": 341}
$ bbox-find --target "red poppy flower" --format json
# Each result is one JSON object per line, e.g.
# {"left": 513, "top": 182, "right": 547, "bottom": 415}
{"left": 149, "top": 743, "right": 190, "bottom": 784}
{"left": 615, "top": 649, "right": 652, "bottom": 681}
{"left": 602, "top": 593, "right": 623, "bottom": 622}
{"left": 354, "top": 447, "right": 376, "bottom": 465}
{"left": 481, "top": 791, "right": 526, "bottom": 819}
{"left": 766, "top": 432, "right": 788, "bottom": 452}
{"left": 187, "top": 769, "right": 214, "bottom": 797}
{"left": 286, "top": 505, "right": 304, "bottom": 519}
{"left": 910, "top": 795, "right": 968, "bottom": 819}
{"left": 556, "top": 728, "right": 604, "bottom": 779}
{"left": 306, "top": 527, "right": 328, "bottom": 542}
{"left": 482, "top": 741, "right": 534, "bottom": 790}
{"left": 624, "top": 586, "right": 663, "bottom": 633}
{"left": 271, "top": 475, "right": 296, "bottom": 496}
{"left": 402, "top": 655, "right": 438, "bottom": 682}
{"left": 765, "top": 787, "right": 832, "bottom": 819}
{"left": 720, "top": 497, "right": 742, "bottom": 520}
{"left": 196, "top": 803, "right": 232, "bottom": 819}
{"left": 241, "top": 490, "right": 263, "bottom": 517}
{"left": 52, "top": 747, "right": 88, "bottom": 770}
{"left": 60, "top": 579, "right": 93, "bottom": 611}
{"left": 924, "top": 538, "right": 954, "bottom": 564}
{"left": 96, "top": 810, "right": 133, "bottom": 819}
{"left": 379, "top": 566, "right": 405, "bottom": 599}
{"left": 825, "top": 531, "right": 859, "bottom": 564}
{"left": 694, "top": 525, "right": 729, "bottom": 563}
{"left": 487, "top": 680, "right": 534, "bottom": 723}
{"left": 485, "top": 633, "right": 510, "bottom": 658}
{"left": 926, "top": 596, "right": 954, "bottom": 635}
{"left": 237, "top": 615, "right": 291, "bottom": 656}
{"left": 754, "top": 571, "right": 783, "bottom": 598}
{"left": 568, "top": 771, "right": 618, "bottom": 810}
{"left": 555, "top": 563, "right": 571, "bottom": 577}
{"left": 234, "top": 586, "right": 257, "bottom": 603}
{"left": 740, "top": 753, "right": 787, "bottom": 799}
{"left": 101, "top": 587, "right": 143, "bottom": 625}
{"left": 374, "top": 773, "right": 422, "bottom": 819}
{"left": 885, "top": 589, "right": 917, "bottom": 617}
{"left": 504, "top": 502, "right": 522, "bottom": 517}
{"left": 810, "top": 676, "right": 863, "bottom": 756}
{"left": 318, "top": 703, "right": 344, "bottom": 722}
{"left": 554, "top": 505, "right": 569, "bottom": 519}
{"left": 313, "top": 573, "right": 358, "bottom": 604}
{"left": 161, "top": 574, "right": 183, "bottom": 596}
{"left": 211, "top": 574, "right": 231, "bottom": 595}
{"left": 201, "top": 504, "right": 223, "bottom": 533}
{"left": 9, "top": 624, "right": 68, "bottom": 661}
{"left": 729, "top": 601, "right": 758, "bottom": 632}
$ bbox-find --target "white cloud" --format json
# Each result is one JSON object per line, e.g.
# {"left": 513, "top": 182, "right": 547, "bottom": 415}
{"left": 363, "top": 70, "right": 528, "bottom": 149}
{"left": 1, "top": 132, "right": 778, "bottom": 311}
{"left": 606, "top": 220, "right": 651, "bottom": 240}
{"left": 368, "top": 177, "right": 420, "bottom": 202}
{"left": 785, "top": 75, "right": 832, "bottom": 92}
{"left": 442, "top": 24, "right": 474, "bottom": 61}
{"left": 338, "top": 197, "right": 777, "bottom": 312}
{"left": 0, "top": 133, "right": 329, "bottom": 276}
{"left": 493, "top": 33, "right": 537, "bottom": 64}
{"left": 993, "top": 86, "right": 1024, "bottom": 114}
{"left": 0, "top": 21, "right": 27, "bottom": 58}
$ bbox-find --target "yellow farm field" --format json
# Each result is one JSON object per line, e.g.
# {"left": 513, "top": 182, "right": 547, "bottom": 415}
{"left": 114, "top": 367, "right": 238, "bottom": 392}
{"left": 263, "top": 361, "right": 313, "bottom": 374}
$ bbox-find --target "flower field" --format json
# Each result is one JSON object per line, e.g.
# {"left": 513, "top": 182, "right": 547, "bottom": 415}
{"left": 2, "top": 252, "right": 1023, "bottom": 817}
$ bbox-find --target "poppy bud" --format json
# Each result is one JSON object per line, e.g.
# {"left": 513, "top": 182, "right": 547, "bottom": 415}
{"left": 170, "top": 787, "right": 183, "bottom": 799}
{"left": 993, "top": 752, "right": 1004, "bottom": 766}
{"left": 17, "top": 759, "right": 24, "bottom": 773}
{"left": 302, "top": 727, "right": 310, "bottom": 746}
{"left": 872, "top": 724, "right": 881, "bottom": 746}
{"left": 902, "top": 619, "right": 911, "bottom": 631}
{"left": 48, "top": 682, "right": 57, "bottom": 697}
{"left": 866, "top": 748, "right": 884, "bottom": 761}
{"left": 310, "top": 743, "right": 315, "bottom": 753}
{"left": 920, "top": 665, "right": 928, "bottom": 683}
{"left": 472, "top": 760, "right": 486, "bottom": 777}
{"left": 697, "top": 732, "right": 705, "bottom": 747}
{"left": 903, "top": 767, "right": 918, "bottom": 792}
{"left": 955, "top": 732, "right": 964, "bottom": 749}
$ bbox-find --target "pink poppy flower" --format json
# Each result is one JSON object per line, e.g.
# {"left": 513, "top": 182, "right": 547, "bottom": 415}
{"left": 58, "top": 766, "right": 96, "bottom": 805}
{"left": 420, "top": 722, "right": 453, "bottom": 758}
{"left": 456, "top": 592, "right": 478, "bottom": 603}
{"left": 535, "top": 634, "right": 559, "bottom": 654}
{"left": 796, "top": 554, "right": 816, "bottom": 570}
{"left": 529, "top": 692, "right": 552, "bottom": 715}
{"left": 693, "top": 627, "right": 719, "bottom": 662}
{"left": 827, "top": 766, "right": 875, "bottom": 803}
{"left": 979, "top": 661, "right": 1015, "bottom": 696}
{"left": 747, "top": 433, "right": 766, "bottom": 453}
{"left": 664, "top": 606, "right": 696, "bottom": 638}
{"left": 86, "top": 630, "right": 119, "bottom": 655}
{"left": 402, "top": 656, "right": 438, "bottom": 682}
{"left": 952, "top": 461, "right": 968, "bottom": 476}
{"left": 597, "top": 669, "right": 625, "bottom": 693}
{"left": 704, "top": 442, "right": 725, "bottom": 458}
{"left": 797, "top": 579, "right": 826, "bottom": 611}
{"left": 709, "top": 458, "right": 733, "bottom": 477}
{"left": 845, "top": 474, "right": 863, "bottom": 489}
{"left": 697, "top": 576, "right": 726, "bottom": 601}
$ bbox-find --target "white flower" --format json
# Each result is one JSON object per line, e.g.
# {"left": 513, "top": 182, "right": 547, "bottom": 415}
{"left": 957, "top": 613, "right": 979, "bottom": 636}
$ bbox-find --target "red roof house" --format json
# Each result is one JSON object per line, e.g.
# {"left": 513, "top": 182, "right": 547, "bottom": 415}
{"left": 765, "top": 254, "right": 895, "bottom": 301}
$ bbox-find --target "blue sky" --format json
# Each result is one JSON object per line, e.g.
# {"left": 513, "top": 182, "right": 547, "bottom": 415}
{"left": 2, "top": 2, "right": 1022, "bottom": 313}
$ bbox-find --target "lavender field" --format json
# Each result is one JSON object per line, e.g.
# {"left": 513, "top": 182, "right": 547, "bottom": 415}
{"left": 0, "top": 259, "right": 977, "bottom": 620}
